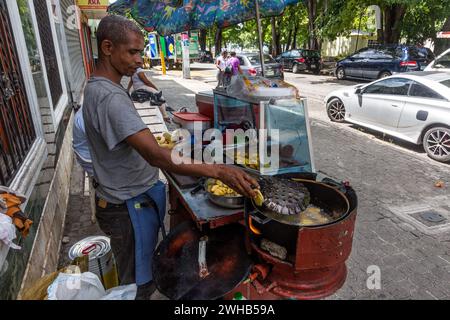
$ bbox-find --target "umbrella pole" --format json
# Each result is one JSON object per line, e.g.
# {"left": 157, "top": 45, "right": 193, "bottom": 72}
{"left": 255, "top": 0, "right": 265, "bottom": 77}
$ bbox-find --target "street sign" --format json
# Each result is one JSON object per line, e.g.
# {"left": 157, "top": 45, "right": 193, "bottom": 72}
{"left": 76, "top": 0, "right": 108, "bottom": 10}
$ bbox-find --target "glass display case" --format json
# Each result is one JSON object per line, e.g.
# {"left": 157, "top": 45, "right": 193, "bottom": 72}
{"left": 213, "top": 85, "right": 314, "bottom": 176}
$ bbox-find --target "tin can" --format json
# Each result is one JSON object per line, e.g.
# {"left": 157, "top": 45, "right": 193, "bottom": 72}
{"left": 68, "top": 236, "right": 119, "bottom": 290}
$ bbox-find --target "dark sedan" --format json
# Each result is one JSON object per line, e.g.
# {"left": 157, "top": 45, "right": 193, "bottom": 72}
{"left": 276, "top": 49, "right": 322, "bottom": 74}
{"left": 335, "top": 45, "right": 435, "bottom": 81}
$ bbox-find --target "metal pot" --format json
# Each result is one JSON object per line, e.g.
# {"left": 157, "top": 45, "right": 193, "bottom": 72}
{"left": 204, "top": 178, "right": 244, "bottom": 209}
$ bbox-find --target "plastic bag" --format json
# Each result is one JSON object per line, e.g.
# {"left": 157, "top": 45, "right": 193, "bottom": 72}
{"left": 101, "top": 284, "right": 137, "bottom": 300}
{"left": 47, "top": 272, "right": 106, "bottom": 300}
{"left": 0, "top": 214, "right": 21, "bottom": 250}
{"left": 21, "top": 270, "right": 60, "bottom": 300}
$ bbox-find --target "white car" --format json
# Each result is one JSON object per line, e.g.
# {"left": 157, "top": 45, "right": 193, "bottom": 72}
{"left": 424, "top": 48, "right": 450, "bottom": 72}
{"left": 325, "top": 72, "right": 450, "bottom": 163}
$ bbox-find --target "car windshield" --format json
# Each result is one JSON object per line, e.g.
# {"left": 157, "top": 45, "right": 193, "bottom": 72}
{"left": 440, "top": 79, "right": 450, "bottom": 88}
{"left": 408, "top": 47, "right": 431, "bottom": 60}
{"left": 434, "top": 51, "right": 450, "bottom": 68}
{"left": 247, "top": 54, "right": 276, "bottom": 65}
{"left": 302, "top": 50, "right": 320, "bottom": 58}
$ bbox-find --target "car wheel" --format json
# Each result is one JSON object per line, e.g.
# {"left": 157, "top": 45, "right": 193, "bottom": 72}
{"left": 336, "top": 67, "right": 346, "bottom": 80}
{"left": 423, "top": 127, "right": 450, "bottom": 163}
{"left": 378, "top": 71, "right": 391, "bottom": 79}
{"left": 327, "top": 98, "right": 346, "bottom": 122}
{"left": 313, "top": 68, "right": 321, "bottom": 75}
{"left": 292, "top": 64, "right": 300, "bottom": 74}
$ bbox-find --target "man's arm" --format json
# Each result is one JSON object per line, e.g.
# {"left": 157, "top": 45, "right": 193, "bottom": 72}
{"left": 216, "top": 58, "right": 222, "bottom": 71}
{"left": 138, "top": 72, "right": 158, "bottom": 90}
{"left": 126, "top": 129, "right": 257, "bottom": 198}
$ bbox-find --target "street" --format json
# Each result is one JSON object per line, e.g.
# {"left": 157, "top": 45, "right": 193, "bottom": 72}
{"left": 149, "top": 64, "right": 450, "bottom": 299}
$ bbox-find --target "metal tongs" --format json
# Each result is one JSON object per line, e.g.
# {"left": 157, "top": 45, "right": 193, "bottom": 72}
{"left": 198, "top": 236, "right": 210, "bottom": 279}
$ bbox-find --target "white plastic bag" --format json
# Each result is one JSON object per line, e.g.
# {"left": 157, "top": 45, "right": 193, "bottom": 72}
{"left": 0, "top": 215, "right": 21, "bottom": 250}
{"left": 101, "top": 284, "right": 137, "bottom": 300}
{"left": 47, "top": 272, "right": 106, "bottom": 300}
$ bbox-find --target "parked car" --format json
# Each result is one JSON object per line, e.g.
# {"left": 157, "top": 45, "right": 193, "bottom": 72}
{"left": 275, "top": 49, "right": 322, "bottom": 74}
{"left": 237, "top": 53, "right": 284, "bottom": 79}
{"left": 199, "top": 50, "right": 214, "bottom": 63}
{"left": 424, "top": 48, "right": 450, "bottom": 72}
{"left": 325, "top": 72, "right": 450, "bottom": 163}
{"left": 335, "top": 45, "right": 435, "bottom": 81}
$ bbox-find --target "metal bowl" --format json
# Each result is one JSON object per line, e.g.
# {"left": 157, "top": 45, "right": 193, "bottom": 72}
{"left": 204, "top": 178, "right": 244, "bottom": 209}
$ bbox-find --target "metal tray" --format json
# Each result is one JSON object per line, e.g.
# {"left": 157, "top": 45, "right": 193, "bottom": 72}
{"left": 204, "top": 178, "right": 244, "bottom": 209}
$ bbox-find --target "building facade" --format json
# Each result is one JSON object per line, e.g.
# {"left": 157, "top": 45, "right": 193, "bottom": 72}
{"left": 0, "top": 0, "right": 90, "bottom": 299}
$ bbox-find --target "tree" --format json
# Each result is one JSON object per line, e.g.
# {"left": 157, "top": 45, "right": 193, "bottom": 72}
{"left": 199, "top": 29, "right": 207, "bottom": 51}
{"left": 305, "top": 0, "right": 320, "bottom": 49}
{"left": 271, "top": 17, "right": 281, "bottom": 56}
{"left": 400, "top": 0, "right": 450, "bottom": 45}
{"left": 214, "top": 27, "right": 222, "bottom": 55}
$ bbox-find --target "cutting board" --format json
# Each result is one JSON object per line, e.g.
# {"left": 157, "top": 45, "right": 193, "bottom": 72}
{"left": 168, "top": 172, "right": 201, "bottom": 189}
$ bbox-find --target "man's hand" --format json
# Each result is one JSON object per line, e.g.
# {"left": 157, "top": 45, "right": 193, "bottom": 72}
{"left": 214, "top": 165, "right": 258, "bottom": 198}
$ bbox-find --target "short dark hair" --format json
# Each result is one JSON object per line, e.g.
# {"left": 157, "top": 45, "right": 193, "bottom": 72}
{"left": 230, "top": 51, "right": 236, "bottom": 56}
{"left": 96, "top": 15, "right": 143, "bottom": 53}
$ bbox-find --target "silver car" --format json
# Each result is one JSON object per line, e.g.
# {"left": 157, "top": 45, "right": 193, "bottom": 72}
{"left": 325, "top": 72, "right": 450, "bottom": 163}
{"left": 237, "top": 53, "right": 284, "bottom": 80}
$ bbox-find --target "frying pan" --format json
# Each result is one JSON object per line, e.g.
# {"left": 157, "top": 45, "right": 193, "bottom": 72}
{"left": 152, "top": 221, "right": 252, "bottom": 300}
{"left": 250, "top": 178, "right": 350, "bottom": 227}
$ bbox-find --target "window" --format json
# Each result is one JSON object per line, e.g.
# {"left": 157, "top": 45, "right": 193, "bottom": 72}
{"left": 247, "top": 54, "right": 276, "bottom": 65}
{"left": 408, "top": 47, "right": 431, "bottom": 60}
{"left": 0, "top": 1, "right": 36, "bottom": 185}
{"left": 290, "top": 50, "right": 301, "bottom": 58}
{"left": 33, "top": 0, "right": 63, "bottom": 108}
{"left": 302, "top": 50, "right": 320, "bottom": 58}
{"left": 373, "top": 49, "right": 394, "bottom": 59}
{"left": 440, "top": 79, "right": 450, "bottom": 88}
{"left": 17, "top": 0, "right": 51, "bottom": 111}
{"left": 352, "top": 49, "right": 373, "bottom": 59}
{"left": 409, "top": 81, "right": 444, "bottom": 100}
{"left": 434, "top": 51, "right": 450, "bottom": 69}
{"left": 364, "top": 78, "right": 412, "bottom": 95}
{"left": 281, "top": 51, "right": 290, "bottom": 58}
{"left": 238, "top": 56, "right": 245, "bottom": 66}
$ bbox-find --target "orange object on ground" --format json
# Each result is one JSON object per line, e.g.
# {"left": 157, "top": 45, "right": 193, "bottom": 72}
{"left": 0, "top": 192, "right": 32, "bottom": 237}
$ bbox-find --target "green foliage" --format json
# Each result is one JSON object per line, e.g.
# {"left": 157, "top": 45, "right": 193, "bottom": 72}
{"left": 17, "top": 0, "right": 38, "bottom": 61}
{"left": 204, "top": 0, "right": 450, "bottom": 53}
{"left": 400, "top": 0, "right": 450, "bottom": 44}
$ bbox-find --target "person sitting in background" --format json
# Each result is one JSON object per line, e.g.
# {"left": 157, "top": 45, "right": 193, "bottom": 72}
{"left": 72, "top": 106, "right": 96, "bottom": 224}
{"left": 128, "top": 65, "right": 170, "bottom": 122}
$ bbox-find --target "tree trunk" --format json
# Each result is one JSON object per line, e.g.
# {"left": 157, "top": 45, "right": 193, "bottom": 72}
{"left": 260, "top": 19, "right": 269, "bottom": 51}
{"left": 199, "top": 29, "right": 207, "bottom": 51}
{"left": 291, "top": 22, "right": 298, "bottom": 49}
{"left": 208, "top": 28, "right": 212, "bottom": 52}
{"left": 382, "top": 5, "right": 407, "bottom": 44}
{"left": 214, "top": 27, "right": 222, "bottom": 56}
{"left": 306, "top": 0, "right": 319, "bottom": 50}
{"left": 271, "top": 17, "right": 279, "bottom": 56}
{"left": 285, "top": 27, "right": 293, "bottom": 52}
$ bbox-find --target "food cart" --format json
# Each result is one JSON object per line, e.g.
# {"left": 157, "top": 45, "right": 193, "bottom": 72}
{"left": 154, "top": 77, "right": 358, "bottom": 300}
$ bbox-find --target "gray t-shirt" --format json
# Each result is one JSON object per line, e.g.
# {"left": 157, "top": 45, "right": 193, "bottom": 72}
{"left": 82, "top": 77, "right": 158, "bottom": 203}
{"left": 131, "top": 68, "right": 146, "bottom": 90}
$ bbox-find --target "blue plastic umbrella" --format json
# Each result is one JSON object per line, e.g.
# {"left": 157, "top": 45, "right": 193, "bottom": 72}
{"left": 108, "top": 0, "right": 301, "bottom": 36}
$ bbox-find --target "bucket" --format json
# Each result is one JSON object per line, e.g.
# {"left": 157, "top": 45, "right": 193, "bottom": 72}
{"left": 68, "top": 236, "right": 119, "bottom": 290}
